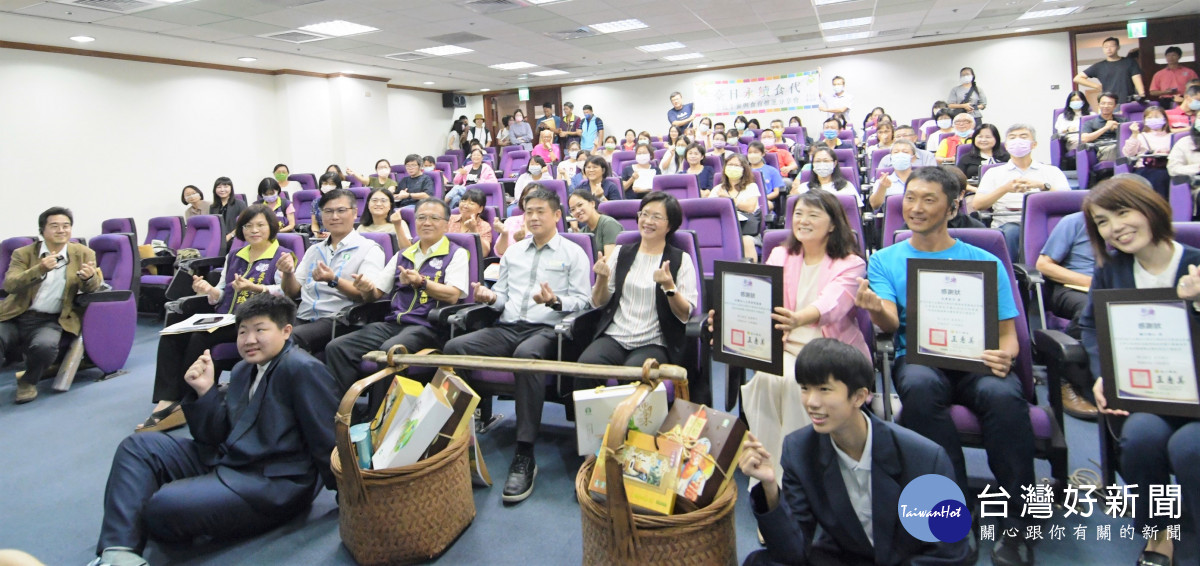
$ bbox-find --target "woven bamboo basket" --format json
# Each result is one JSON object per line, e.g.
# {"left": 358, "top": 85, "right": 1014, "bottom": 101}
{"left": 574, "top": 360, "right": 738, "bottom": 566}
{"left": 331, "top": 365, "right": 475, "bottom": 566}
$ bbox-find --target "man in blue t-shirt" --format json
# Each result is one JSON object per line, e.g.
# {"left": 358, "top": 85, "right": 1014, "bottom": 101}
{"left": 855, "top": 166, "right": 1036, "bottom": 566}
{"left": 667, "top": 91, "right": 695, "bottom": 130}
{"left": 1035, "top": 210, "right": 1098, "bottom": 419}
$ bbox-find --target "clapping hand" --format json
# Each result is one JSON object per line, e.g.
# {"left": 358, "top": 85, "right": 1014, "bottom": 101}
{"left": 853, "top": 278, "right": 884, "bottom": 313}
{"left": 532, "top": 282, "right": 557, "bottom": 305}
{"left": 312, "top": 261, "right": 335, "bottom": 283}
{"left": 652, "top": 260, "right": 674, "bottom": 288}
{"left": 398, "top": 267, "right": 423, "bottom": 287}
{"left": 277, "top": 253, "right": 296, "bottom": 275}
{"left": 593, "top": 251, "right": 610, "bottom": 279}
{"left": 184, "top": 349, "right": 215, "bottom": 397}
{"left": 1177, "top": 264, "right": 1200, "bottom": 301}
{"left": 471, "top": 281, "right": 496, "bottom": 305}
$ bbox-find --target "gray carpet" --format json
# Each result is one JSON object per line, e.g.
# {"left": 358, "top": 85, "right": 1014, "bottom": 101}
{"left": 0, "top": 318, "right": 1186, "bottom": 565}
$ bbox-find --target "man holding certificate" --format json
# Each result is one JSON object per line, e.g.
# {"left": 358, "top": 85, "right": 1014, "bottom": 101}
{"left": 855, "top": 167, "right": 1036, "bottom": 566}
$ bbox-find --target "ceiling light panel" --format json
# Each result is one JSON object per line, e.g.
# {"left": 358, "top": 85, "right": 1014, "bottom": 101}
{"left": 531, "top": 69, "right": 569, "bottom": 76}
{"left": 814, "top": 0, "right": 857, "bottom": 5}
{"left": 1018, "top": 6, "right": 1080, "bottom": 18}
{"left": 489, "top": 61, "right": 538, "bottom": 70}
{"left": 636, "top": 41, "right": 685, "bottom": 53}
{"left": 820, "top": 17, "right": 873, "bottom": 30}
{"left": 662, "top": 52, "right": 704, "bottom": 61}
{"left": 825, "top": 31, "right": 871, "bottom": 41}
{"left": 588, "top": 19, "right": 649, "bottom": 34}
{"left": 415, "top": 45, "right": 475, "bottom": 56}
{"left": 298, "top": 20, "right": 378, "bottom": 37}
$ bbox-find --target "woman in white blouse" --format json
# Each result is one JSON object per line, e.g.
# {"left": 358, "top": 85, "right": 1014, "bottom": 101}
{"left": 1054, "top": 91, "right": 1092, "bottom": 152}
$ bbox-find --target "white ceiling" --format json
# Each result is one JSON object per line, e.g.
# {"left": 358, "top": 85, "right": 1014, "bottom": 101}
{"left": 0, "top": 0, "right": 1195, "bottom": 92}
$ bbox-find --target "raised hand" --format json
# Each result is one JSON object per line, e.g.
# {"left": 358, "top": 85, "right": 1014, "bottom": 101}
{"left": 277, "top": 253, "right": 296, "bottom": 275}
{"left": 652, "top": 260, "right": 674, "bottom": 288}
{"left": 491, "top": 218, "right": 506, "bottom": 235}
{"left": 1178, "top": 264, "right": 1200, "bottom": 301}
{"left": 38, "top": 255, "right": 58, "bottom": 274}
{"left": 463, "top": 215, "right": 477, "bottom": 231}
{"left": 853, "top": 278, "right": 883, "bottom": 313}
{"left": 875, "top": 175, "right": 892, "bottom": 193}
{"left": 532, "top": 281, "right": 557, "bottom": 304}
{"left": 192, "top": 274, "right": 211, "bottom": 295}
{"left": 1130, "top": 122, "right": 1141, "bottom": 134}
{"left": 513, "top": 226, "right": 527, "bottom": 242}
{"left": 351, "top": 273, "right": 375, "bottom": 297}
{"left": 184, "top": 349, "right": 215, "bottom": 397}
{"left": 737, "top": 433, "right": 776, "bottom": 486}
{"left": 593, "top": 251, "right": 610, "bottom": 279}
{"left": 76, "top": 260, "right": 97, "bottom": 281}
{"left": 312, "top": 261, "right": 335, "bottom": 283}
{"left": 389, "top": 209, "right": 403, "bottom": 224}
{"left": 471, "top": 281, "right": 496, "bottom": 305}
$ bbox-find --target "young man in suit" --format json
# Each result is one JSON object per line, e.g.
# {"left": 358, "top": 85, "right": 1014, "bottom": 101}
{"left": 0, "top": 207, "right": 102, "bottom": 404}
{"left": 90, "top": 294, "right": 338, "bottom": 566}
{"left": 740, "top": 338, "right": 972, "bottom": 566}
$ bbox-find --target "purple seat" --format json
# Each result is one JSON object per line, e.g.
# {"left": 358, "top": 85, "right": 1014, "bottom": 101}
{"left": 610, "top": 151, "right": 636, "bottom": 179}
{"left": 652, "top": 174, "right": 700, "bottom": 200}
{"left": 101, "top": 218, "right": 137, "bottom": 242}
{"left": 470, "top": 182, "right": 507, "bottom": 216}
{"left": 889, "top": 228, "right": 1068, "bottom": 486}
{"left": 979, "top": 162, "right": 1003, "bottom": 181}
{"left": 395, "top": 172, "right": 444, "bottom": 200}
{"left": 81, "top": 233, "right": 138, "bottom": 374}
{"left": 761, "top": 152, "right": 779, "bottom": 170}
{"left": 955, "top": 143, "right": 974, "bottom": 162}
{"left": 680, "top": 198, "right": 742, "bottom": 278}
{"left": 653, "top": 148, "right": 668, "bottom": 164}
{"left": 287, "top": 173, "right": 317, "bottom": 193}
{"left": 276, "top": 233, "right": 308, "bottom": 257}
{"left": 921, "top": 124, "right": 940, "bottom": 142}
{"left": 435, "top": 162, "right": 453, "bottom": 186}
{"left": 701, "top": 155, "right": 721, "bottom": 176}
{"left": 1077, "top": 141, "right": 1116, "bottom": 190}
{"left": 140, "top": 215, "right": 223, "bottom": 292}
{"left": 500, "top": 145, "right": 522, "bottom": 157}
{"left": 1174, "top": 222, "right": 1200, "bottom": 248}
{"left": 1170, "top": 175, "right": 1194, "bottom": 221}
{"left": 881, "top": 194, "right": 904, "bottom": 247}
{"left": 445, "top": 149, "right": 465, "bottom": 168}
{"left": 436, "top": 155, "right": 459, "bottom": 172}
{"left": 498, "top": 150, "right": 530, "bottom": 185}
{"left": 832, "top": 148, "right": 856, "bottom": 170}
{"left": 358, "top": 231, "right": 397, "bottom": 260}
{"left": 868, "top": 148, "right": 890, "bottom": 179}
{"left": 650, "top": 141, "right": 666, "bottom": 151}
{"left": 346, "top": 175, "right": 363, "bottom": 188}
{"left": 144, "top": 216, "right": 184, "bottom": 250}
{"left": 785, "top": 193, "right": 864, "bottom": 254}
{"left": 292, "top": 189, "right": 320, "bottom": 229}
{"left": 1019, "top": 191, "right": 1088, "bottom": 331}
{"left": 1049, "top": 108, "right": 1075, "bottom": 170}
{"left": 0, "top": 237, "right": 36, "bottom": 291}
{"left": 837, "top": 129, "right": 855, "bottom": 144}
{"left": 1119, "top": 100, "right": 1152, "bottom": 123}
{"left": 348, "top": 187, "right": 370, "bottom": 221}
{"left": 597, "top": 200, "right": 640, "bottom": 231}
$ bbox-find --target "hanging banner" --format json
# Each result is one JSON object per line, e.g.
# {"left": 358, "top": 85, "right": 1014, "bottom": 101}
{"left": 692, "top": 70, "right": 822, "bottom": 117}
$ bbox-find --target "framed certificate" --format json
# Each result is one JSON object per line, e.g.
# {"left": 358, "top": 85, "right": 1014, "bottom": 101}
{"left": 1095, "top": 288, "right": 1200, "bottom": 418}
{"left": 905, "top": 259, "right": 1000, "bottom": 374}
{"left": 713, "top": 261, "right": 784, "bottom": 376}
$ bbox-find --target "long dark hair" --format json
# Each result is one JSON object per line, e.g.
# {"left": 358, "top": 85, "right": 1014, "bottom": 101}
{"left": 784, "top": 190, "right": 860, "bottom": 260}
{"left": 806, "top": 146, "right": 849, "bottom": 192}
{"left": 1062, "top": 90, "right": 1091, "bottom": 121}
{"left": 361, "top": 188, "right": 394, "bottom": 227}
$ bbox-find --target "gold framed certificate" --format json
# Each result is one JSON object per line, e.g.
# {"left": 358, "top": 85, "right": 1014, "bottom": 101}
{"left": 905, "top": 259, "right": 1000, "bottom": 374}
{"left": 712, "top": 261, "right": 784, "bottom": 376}
{"left": 1095, "top": 288, "right": 1200, "bottom": 418}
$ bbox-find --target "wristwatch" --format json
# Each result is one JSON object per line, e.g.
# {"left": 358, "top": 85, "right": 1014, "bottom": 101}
{"left": 1042, "top": 182, "right": 1051, "bottom": 191}
{"left": 549, "top": 297, "right": 563, "bottom": 311}
{"left": 326, "top": 277, "right": 338, "bottom": 289}
{"left": 663, "top": 286, "right": 677, "bottom": 297}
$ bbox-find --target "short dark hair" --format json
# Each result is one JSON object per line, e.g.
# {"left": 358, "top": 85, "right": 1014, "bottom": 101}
{"left": 831, "top": 75, "right": 845, "bottom": 84}
{"left": 38, "top": 207, "right": 73, "bottom": 233}
{"left": 542, "top": 102, "right": 553, "bottom": 109}
{"left": 417, "top": 198, "right": 451, "bottom": 221}
{"left": 934, "top": 108, "right": 954, "bottom": 120}
{"left": 257, "top": 177, "right": 282, "bottom": 199}
{"left": 461, "top": 188, "right": 487, "bottom": 208}
{"left": 319, "top": 171, "right": 342, "bottom": 188}
{"left": 1083, "top": 176, "right": 1175, "bottom": 267}
{"left": 235, "top": 204, "right": 280, "bottom": 242}
{"left": 181, "top": 185, "right": 203, "bottom": 205}
{"left": 234, "top": 293, "right": 295, "bottom": 330}
{"left": 422, "top": 155, "right": 436, "bottom": 165}
{"left": 564, "top": 101, "right": 574, "bottom": 109}
{"left": 569, "top": 188, "right": 601, "bottom": 208}
{"left": 639, "top": 191, "right": 683, "bottom": 240}
{"left": 909, "top": 166, "right": 961, "bottom": 213}
{"left": 669, "top": 91, "right": 682, "bottom": 99}
{"left": 375, "top": 159, "right": 392, "bottom": 170}
{"left": 521, "top": 185, "right": 561, "bottom": 213}
{"left": 273, "top": 163, "right": 289, "bottom": 174}
{"left": 748, "top": 141, "right": 766, "bottom": 154}
{"left": 794, "top": 338, "right": 873, "bottom": 397}
{"left": 318, "top": 187, "right": 357, "bottom": 211}
{"left": 1098, "top": 91, "right": 1120, "bottom": 104}
{"left": 584, "top": 155, "right": 611, "bottom": 178}
{"left": 404, "top": 154, "right": 421, "bottom": 166}
{"left": 939, "top": 164, "right": 970, "bottom": 197}
{"left": 1102, "top": 36, "right": 1121, "bottom": 46}
{"left": 1166, "top": 46, "right": 1183, "bottom": 57}
{"left": 582, "top": 104, "right": 593, "bottom": 111}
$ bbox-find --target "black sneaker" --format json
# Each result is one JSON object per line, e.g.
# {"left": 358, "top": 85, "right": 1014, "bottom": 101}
{"left": 991, "top": 532, "right": 1034, "bottom": 566}
{"left": 502, "top": 453, "right": 537, "bottom": 503}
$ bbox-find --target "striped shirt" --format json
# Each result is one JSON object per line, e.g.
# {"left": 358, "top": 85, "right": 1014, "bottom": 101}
{"left": 600, "top": 245, "right": 698, "bottom": 350}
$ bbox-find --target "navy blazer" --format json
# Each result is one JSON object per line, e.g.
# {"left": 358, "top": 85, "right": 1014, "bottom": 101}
{"left": 1080, "top": 243, "right": 1200, "bottom": 380}
{"left": 182, "top": 340, "right": 339, "bottom": 518}
{"left": 750, "top": 411, "right": 971, "bottom": 566}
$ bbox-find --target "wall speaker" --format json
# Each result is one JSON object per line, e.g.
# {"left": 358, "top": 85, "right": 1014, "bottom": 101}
{"left": 442, "top": 93, "right": 467, "bottom": 108}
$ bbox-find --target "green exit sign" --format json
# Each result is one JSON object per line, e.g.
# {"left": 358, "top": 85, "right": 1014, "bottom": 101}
{"left": 518, "top": 87, "right": 530, "bottom": 102}
{"left": 1127, "top": 20, "right": 1147, "bottom": 39}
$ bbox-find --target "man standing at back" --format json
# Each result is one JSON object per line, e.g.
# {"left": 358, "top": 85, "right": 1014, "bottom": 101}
{"left": 560, "top": 102, "right": 582, "bottom": 149}
{"left": 667, "top": 91, "right": 695, "bottom": 130}
{"left": 536, "top": 102, "right": 564, "bottom": 145}
{"left": 1074, "top": 37, "right": 1145, "bottom": 104}
{"left": 579, "top": 104, "right": 605, "bottom": 152}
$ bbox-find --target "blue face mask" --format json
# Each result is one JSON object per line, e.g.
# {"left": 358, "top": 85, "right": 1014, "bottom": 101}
{"left": 1190, "top": 100, "right": 1200, "bottom": 112}
{"left": 891, "top": 153, "right": 913, "bottom": 171}
{"left": 822, "top": 129, "right": 837, "bottom": 140}
{"left": 1069, "top": 100, "right": 1085, "bottom": 111}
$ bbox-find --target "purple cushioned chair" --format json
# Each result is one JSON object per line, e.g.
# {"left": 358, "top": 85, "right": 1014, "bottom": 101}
{"left": 144, "top": 216, "right": 184, "bottom": 250}
{"left": 436, "top": 155, "right": 459, "bottom": 172}
{"left": 0, "top": 237, "right": 36, "bottom": 292}
{"left": 1170, "top": 175, "right": 1193, "bottom": 221}
{"left": 837, "top": 128, "right": 855, "bottom": 144}
{"left": 292, "top": 189, "right": 320, "bottom": 229}
{"left": 680, "top": 197, "right": 742, "bottom": 279}
{"left": 597, "top": 200, "right": 640, "bottom": 231}
{"left": 610, "top": 151, "right": 636, "bottom": 180}
{"left": 880, "top": 194, "right": 905, "bottom": 247}
{"left": 358, "top": 231, "right": 397, "bottom": 260}
{"left": 78, "top": 233, "right": 138, "bottom": 376}
{"left": 101, "top": 218, "right": 136, "bottom": 242}
{"left": 955, "top": 143, "right": 974, "bottom": 162}
{"left": 445, "top": 149, "right": 465, "bottom": 168}
{"left": 1174, "top": 222, "right": 1200, "bottom": 248}
{"left": 470, "top": 182, "right": 507, "bottom": 218}
{"left": 498, "top": 150, "right": 531, "bottom": 186}
{"left": 652, "top": 174, "right": 700, "bottom": 200}
{"left": 287, "top": 173, "right": 317, "bottom": 193}
{"left": 889, "top": 228, "right": 1068, "bottom": 488}
{"left": 978, "top": 162, "right": 1003, "bottom": 182}
{"left": 348, "top": 187, "right": 370, "bottom": 221}
{"left": 701, "top": 155, "right": 721, "bottom": 176}
{"left": 868, "top": 148, "right": 890, "bottom": 180}
{"left": 1018, "top": 190, "right": 1087, "bottom": 331}
{"left": 140, "top": 215, "right": 223, "bottom": 307}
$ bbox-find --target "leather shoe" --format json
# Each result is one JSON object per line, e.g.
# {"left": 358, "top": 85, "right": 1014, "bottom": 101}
{"left": 502, "top": 453, "right": 537, "bottom": 503}
{"left": 1061, "top": 384, "right": 1098, "bottom": 421}
{"left": 15, "top": 381, "right": 37, "bottom": 404}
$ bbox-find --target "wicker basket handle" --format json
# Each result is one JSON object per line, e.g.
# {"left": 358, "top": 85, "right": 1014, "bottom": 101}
{"left": 333, "top": 348, "right": 410, "bottom": 505}
{"left": 601, "top": 358, "right": 661, "bottom": 559}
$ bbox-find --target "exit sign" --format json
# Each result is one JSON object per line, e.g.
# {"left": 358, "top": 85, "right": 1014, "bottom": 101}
{"left": 518, "top": 87, "right": 530, "bottom": 101}
{"left": 1127, "top": 20, "right": 1147, "bottom": 39}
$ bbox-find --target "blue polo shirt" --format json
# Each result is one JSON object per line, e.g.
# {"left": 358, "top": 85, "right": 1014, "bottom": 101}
{"left": 1039, "top": 212, "right": 1094, "bottom": 277}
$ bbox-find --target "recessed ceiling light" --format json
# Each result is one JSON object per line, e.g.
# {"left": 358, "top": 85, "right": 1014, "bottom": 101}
{"left": 489, "top": 61, "right": 537, "bottom": 70}
{"left": 1018, "top": 6, "right": 1080, "bottom": 18}
{"left": 298, "top": 20, "right": 378, "bottom": 37}
{"left": 825, "top": 31, "right": 871, "bottom": 42}
{"left": 1014, "top": 27, "right": 1032, "bottom": 32}
{"left": 821, "top": 17, "right": 872, "bottom": 30}
{"left": 415, "top": 45, "right": 474, "bottom": 56}
{"left": 531, "top": 70, "right": 569, "bottom": 76}
{"left": 423, "top": 81, "right": 435, "bottom": 85}
{"left": 588, "top": 19, "right": 648, "bottom": 34}
{"left": 814, "top": 0, "right": 856, "bottom": 5}
{"left": 237, "top": 56, "right": 257, "bottom": 62}
{"left": 573, "top": 78, "right": 584, "bottom": 82}
{"left": 662, "top": 52, "right": 704, "bottom": 61}
{"left": 69, "top": 36, "right": 94, "bottom": 43}
{"left": 636, "top": 41, "right": 685, "bottom": 53}
{"left": 480, "top": 88, "right": 491, "bottom": 92}
{"left": 841, "top": 47, "right": 856, "bottom": 52}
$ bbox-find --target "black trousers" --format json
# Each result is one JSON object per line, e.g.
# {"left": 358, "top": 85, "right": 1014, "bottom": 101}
{"left": 291, "top": 317, "right": 352, "bottom": 355}
{"left": 324, "top": 320, "right": 440, "bottom": 394}
{"left": 577, "top": 335, "right": 668, "bottom": 375}
{"left": 0, "top": 311, "right": 66, "bottom": 385}
{"left": 1047, "top": 282, "right": 1088, "bottom": 342}
{"left": 96, "top": 433, "right": 284, "bottom": 555}
{"left": 153, "top": 325, "right": 238, "bottom": 402}
{"left": 442, "top": 322, "right": 557, "bottom": 444}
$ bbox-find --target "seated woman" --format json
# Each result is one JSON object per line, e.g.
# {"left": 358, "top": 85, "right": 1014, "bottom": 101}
{"left": 681, "top": 142, "right": 714, "bottom": 197}
{"left": 1122, "top": 106, "right": 1175, "bottom": 199}
{"left": 600, "top": 135, "right": 620, "bottom": 163}
{"left": 659, "top": 135, "right": 690, "bottom": 175}
{"left": 695, "top": 117, "right": 713, "bottom": 148}
{"left": 325, "top": 164, "right": 349, "bottom": 188}
{"left": 510, "top": 155, "right": 553, "bottom": 215}
{"left": 256, "top": 177, "right": 296, "bottom": 233}
{"left": 869, "top": 139, "right": 918, "bottom": 210}
{"left": 622, "top": 143, "right": 660, "bottom": 200}
{"left": 531, "top": 127, "right": 561, "bottom": 165}
{"left": 557, "top": 140, "right": 584, "bottom": 180}
{"left": 956, "top": 123, "right": 1010, "bottom": 189}
{"left": 621, "top": 129, "right": 638, "bottom": 151}
{"left": 708, "top": 131, "right": 733, "bottom": 162}
{"left": 448, "top": 188, "right": 493, "bottom": 256}
{"left": 862, "top": 106, "right": 886, "bottom": 130}
{"left": 711, "top": 152, "right": 762, "bottom": 259}
{"left": 935, "top": 112, "right": 977, "bottom": 165}
{"left": 209, "top": 176, "right": 247, "bottom": 245}
{"left": 568, "top": 189, "right": 622, "bottom": 256}
{"left": 137, "top": 204, "right": 291, "bottom": 432}
{"left": 1167, "top": 122, "right": 1200, "bottom": 179}
{"left": 575, "top": 155, "right": 622, "bottom": 202}
{"left": 348, "top": 159, "right": 398, "bottom": 193}
{"left": 793, "top": 146, "right": 860, "bottom": 206}
{"left": 309, "top": 172, "right": 343, "bottom": 238}
{"left": 182, "top": 185, "right": 209, "bottom": 220}
{"left": 1085, "top": 177, "right": 1200, "bottom": 566}
{"left": 746, "top": 118, "right": 762, "bottom": 131}
{"left": 1054, "top": 91, "right": 1092, "bottom": 152}
{"left": 446, "top": 148, "right": 496, "bottom": 208}
{"left": 866, "top": 119, "right": 895, "bottom": 156}
{"left": 272, "top": 163, "right": 301, "bottom": 195}
{"left": 721, "top": 190, "right": 867, "bottom": 485}
{"left": 579, "top": 191, "right": 697, "bottom": 377}
{"left": 926, "top": 108, "right": 956, "bottom": 151}
{"left": 357, "top": 188, "right": 413, "bottom": 248}
{"left": 665, "top": 125, "right": 682, "bottom": 148}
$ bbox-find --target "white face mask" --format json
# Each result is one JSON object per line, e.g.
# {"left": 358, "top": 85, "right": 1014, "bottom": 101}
{"left": 961, "top": 74, "right": 973, "bottom": 83}
{"left": 812, "top": 162, "right": 836, "bottom": 178}
{"left": 747, "top": 153, "right": 763, "bottom": 164}
{"left": 937, "top": 119, "right": 952, "bottom": 129}
{"left": 698, "top": 123, "right": 710, "bottom": 132}
{"left": 833, "top": 84, "right": 845, "bottom": 94}
{"left": 377, "top": 168, "right": 391, "bottom": 177}
{"left": 635, "top": 153, "right": 651, "bottom": 165}
{"left": 528, "top": 165, "right": 542, "bottom": 176}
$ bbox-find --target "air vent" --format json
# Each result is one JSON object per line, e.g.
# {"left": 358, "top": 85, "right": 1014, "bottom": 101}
{"left": 544, "top": 27, "right": 597, "bottom": 40}
{"left": 384, "top": 52, "right": 432, "bottom": 62}
{"left": 462, "top": 0, "right": 522, "bottom": 14}
{"left": 50, "top": 0, "right": 157, "bottom": 14}
{"left": 874, "top": 28, "right": 914, "bottom": 37}
{"left": 427, "top": 32, "right": 489, "bottom": 44}
{"left": 259, "top": 30, "right": 329, "bottom": 44}
{"left": 776, "top": 31, "right": 824, "bottom": 43}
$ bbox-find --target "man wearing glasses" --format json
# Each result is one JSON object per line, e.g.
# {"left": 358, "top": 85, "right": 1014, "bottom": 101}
{"left": 279, "top": 188, "right": 384, "bottom": 354}
{"left": 324, "top": 199, "right": 469, "bottom": 395}
{"left": 879, "top": 125, "right": 938, "bottom": 169}
{"left": 0, "top": 207, "right": 102, "bottom": 404}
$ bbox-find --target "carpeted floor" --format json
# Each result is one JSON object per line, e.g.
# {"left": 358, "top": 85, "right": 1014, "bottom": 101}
{"left": 0, "top": 318, "right": 1187, "bottom": 565}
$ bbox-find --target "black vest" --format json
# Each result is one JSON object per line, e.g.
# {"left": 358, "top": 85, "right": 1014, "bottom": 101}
{"left": 593, "top": 239, "right": 687, "bottom": 365}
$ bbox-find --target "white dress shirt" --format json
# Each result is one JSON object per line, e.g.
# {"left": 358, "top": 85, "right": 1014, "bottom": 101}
{"left": 831, "top": 411, "right": 874, "bottom": 546}
{"left": 491, "top": 233, "right": 592, "bottom": 325}
{"left": 30, "top": 242, "right": 69, "bottom": 314}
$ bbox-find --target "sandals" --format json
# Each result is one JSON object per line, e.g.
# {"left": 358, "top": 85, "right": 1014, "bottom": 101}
{"left": 135, "top": 402, "right": 186, "bottom": 433}
{"left": 1138, "top": 550, "right": 1172, "bottom": 566}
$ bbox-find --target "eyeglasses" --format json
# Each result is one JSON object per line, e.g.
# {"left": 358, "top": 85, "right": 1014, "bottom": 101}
{"left": 322, "top": 207, "right": 354, "bottom": 216}
{"left": 637, "top": 211, "right": 667, "bottom": 223}
{"left": 45, "top": 223, "right": 72, "bottom": 231}
{"left": 416, "top": 215, "right": 446, "bottom": 223}
{"left": 368, "top": 198, "right": 391, "bottom": 205}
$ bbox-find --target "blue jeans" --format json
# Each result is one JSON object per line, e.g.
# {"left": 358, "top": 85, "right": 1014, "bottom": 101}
{"left": 1119, "top": 414, "right": 1200, "bottom": 530}
{"left": 997, "top": 222, "right": 1021, "bottom": 263}
{"left": 444, "top": 185, "right": 467, "bottom": 208}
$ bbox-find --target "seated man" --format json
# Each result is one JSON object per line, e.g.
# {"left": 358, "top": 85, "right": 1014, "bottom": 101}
{"left": 1080, "top": 92, "right": 1125, "bottom": 162}
{"left": 395, "top": 154, "right": 435, "bottom": 209}
{"left": 325, "top": 199, "right": 469, "bottom": 394}
{"left": 741, "top": 338, "right": 971, "bottom": 566}
{"left": 879, "top": 126, "right": 938, "bottom": 169}
{"left": 856, "top": 166, "right": 1036, "bottom": 566}
{"left": 759, "top": 128, "right": 798, "bottom": 177}
{"left": 900, "top": 165, "right": 985, "bottom": 231}
{"left": 442, "top": 186, "right": 591, "bottom": 503}
{"left": 90, "top": 294, "right": 337, "bottom": 566}
{"left": 972, "top": 123, "right": 1070, "bottom": 262}
{"left": 768, "top": 119, "right": 796, "bottom": 148}
{"left": 0, "top": 206, "right": 102, "bottom": 404}
{"left": 1167, "top": 84, "right": 1200, "bottom": 132}
{"left": 280, "top": 188, "right": 385, "bottom": 354}
{"left": 422, "top": 155, "right": 449, "bottom": 185}
{"left": 747, "top": 141, "right": 787, "bottom": 211}
{"left": 1035, "top": 210, "right": 1098, "bottom": 419}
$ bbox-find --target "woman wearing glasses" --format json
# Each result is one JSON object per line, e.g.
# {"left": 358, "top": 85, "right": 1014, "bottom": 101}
{"left": 357, "top": 188, "right": 412, "bottom": 249}
{"left": 579, "top": 192, "right": 697, "bottom": 372}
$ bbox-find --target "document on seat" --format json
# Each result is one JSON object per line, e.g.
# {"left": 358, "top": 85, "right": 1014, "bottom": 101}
{"left": 159, "top": 313, "right": 237, "bottom": 335}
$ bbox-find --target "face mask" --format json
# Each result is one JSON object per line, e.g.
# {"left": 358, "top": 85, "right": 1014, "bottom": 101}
{"left": 605, "top": 142, "right": 617, "bottom": 150}
{"left": 955, "top": 129, "right": 973, "bottom": 138}
{"left": 584, "top": 112, "right": 592, "bottom": 119}
{"left": 1145, "top": 118, "right": 1166, "bottom": 130}
{"left": 747, "top": 153, "right": 763, "bottom": 164}
{"left": 514, "top": 116, "right": 523, "bottom": 123}
{"left": 675, "top": 146, "right": 686, "bottom": 156}
{"left": 723, "top": 165, "right": 743, "bottom": 180}
{"left": 833, "top": 85, "right": 844, "bottom": 94}
{"left": 1069, "top": 100, "right": 1085, "bottom": 111}
{"left": 185, "top": 193, "right": 199, "bottom": 203}
{"left": 961, "top": 74, "right": 973, "bottom": 83}
{"left": 423, "top": 166, "right": 435, "bottom": 172}
{"left": 1005, "top": 138, "right": 1033, "bottom": 158}
{"left": 274, "top": 172, "right": 287, "bottom": 182}
{"left": 822, "top": 129, "right": 837, "bottom": 140}
{"left": 713, "top": 140, "right": 726, "bottom": 149}
{"left": 570, "top": 150, "right": 580, "bottom": 159}
{"left": 772, "top": 128, "right": 784, "bottom": 138}
{"left": 377, "top": 169, "right": 391, "bottom": 177}
{"left": 761, "top": 138, "right": 776, "bottom": 147}
{"left": 320, "top": 185, "right": 336, "bottom": 193}
{"left": 264, "top": 194, "right": 279, "bottom": 203}
{"left": 937, "top": 119, "right": 952, "bottom": 129}
{"left": 635, "top": 153, "right": 651, "bottom": 165}
{"left": 698, "top": 123, "right": 710, "bottom": 132}
{"left": 528, "top": 165, "right": 542, "bottom": 176}
{"left": 1190, "top": 100, "right": 1200, "bottom": 112}
{"left": 891, "top": 153, "right": 913, "bottom": 171}
{"left": 813, "top": 163, "right": 836, "bottom": 177}
{"left": 789, "top": 121, "right": 800, "bottom": 127}
{"left": 735, "top": 122, "right": 747, "bottom": 130}
{"left": 638, "top": 138, "right": 649, "bottom": 145}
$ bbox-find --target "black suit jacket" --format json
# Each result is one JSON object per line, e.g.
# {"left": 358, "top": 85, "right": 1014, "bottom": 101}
{"left": 750, "top": 411, "right": 971, "bottom": 566}
{"left": 182, "top": 340, "right": 338, "bottom": 518}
